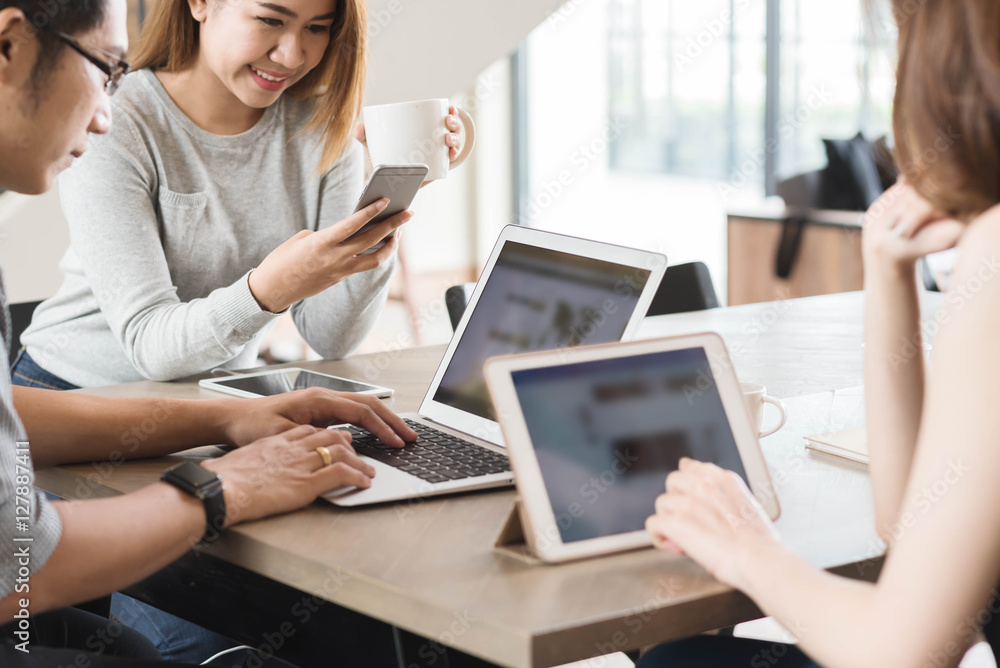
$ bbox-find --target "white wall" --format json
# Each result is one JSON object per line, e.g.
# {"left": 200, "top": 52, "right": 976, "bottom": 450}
{"left": 0, "top": 188, "right": 70, "bottom": 304}
{"left": 364, "top": 0, "right": 568, "bottom": 104}
{"left": 400, "top": 57, "right": 514, "bottom": 275}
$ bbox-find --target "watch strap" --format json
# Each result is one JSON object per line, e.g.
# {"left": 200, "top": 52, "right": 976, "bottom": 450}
{"left": 200, "top": 485, "right": 227, "bottom": 544}
{"left": 161, "top": 463, "right": 227, "bottom": 544}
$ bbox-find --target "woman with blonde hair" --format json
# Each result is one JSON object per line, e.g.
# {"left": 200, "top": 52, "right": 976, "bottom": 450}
{"left": 640, "top": 0, "right": 1000, "bottom": 665}
{"left": 11, "top": 0, "right": 464, "bottom": 661}
{"left": 13, "top": 0, "right": 468, "bottom": 391}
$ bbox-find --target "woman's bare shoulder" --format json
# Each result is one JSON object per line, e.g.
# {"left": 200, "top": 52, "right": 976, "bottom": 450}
{"left": 941, "top": 205, "right": 1000, "bottom": 321}
{"left": 952, "top": 205, "right": 1000, "bottom": 270}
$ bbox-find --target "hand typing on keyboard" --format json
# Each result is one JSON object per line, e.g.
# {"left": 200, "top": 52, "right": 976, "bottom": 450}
{"left": 337, "top": 419, "right": 511, "bottom": 484}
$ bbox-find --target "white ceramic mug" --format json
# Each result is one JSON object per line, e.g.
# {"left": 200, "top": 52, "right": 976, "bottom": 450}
{"left": 740, "top": 382, "right": 788, "bottom": 439}
{"left": 362, "top": 99, "right": 476, "bottom": 181}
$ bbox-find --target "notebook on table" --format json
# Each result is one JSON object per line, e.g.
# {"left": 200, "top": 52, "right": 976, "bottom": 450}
{"left": 322, "top": 224, "right": 668, "bottom": 506}
{"left": 804, "top": 427, "right": 868, "bottom": 464}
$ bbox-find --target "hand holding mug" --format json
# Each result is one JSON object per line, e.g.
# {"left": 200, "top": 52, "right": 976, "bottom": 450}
{"left": 356, "top": 99, "right": 476, "bottom": 181}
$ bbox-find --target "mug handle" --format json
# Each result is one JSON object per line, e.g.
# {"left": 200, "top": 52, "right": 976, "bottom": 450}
{"left": 758, "top": 395, "right": 788, "bottom": 438}
{"left": 450, "top": 108, "right": 477, "bottom": 170}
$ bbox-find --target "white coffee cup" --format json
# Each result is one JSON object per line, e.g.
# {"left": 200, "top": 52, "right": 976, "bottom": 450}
{"left": 362, "top": 99, "right": 476, "bottom": 181}
{"left": 740, "top": 382, "right": 788, "bottom": 439}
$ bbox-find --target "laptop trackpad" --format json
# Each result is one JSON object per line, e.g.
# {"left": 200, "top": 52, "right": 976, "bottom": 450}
{"left": 321, "top": 456, "right": 429, "bottom": 506}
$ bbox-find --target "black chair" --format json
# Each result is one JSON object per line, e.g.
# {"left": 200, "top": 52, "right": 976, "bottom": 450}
{"left": 8, "top": 301, "right": 41, "bottom": 366}
{"left": 646, "top": 260, "right": 720, "bottom": 316}
{"left": 444, "top": 261, "right": 720, "bottom": 331}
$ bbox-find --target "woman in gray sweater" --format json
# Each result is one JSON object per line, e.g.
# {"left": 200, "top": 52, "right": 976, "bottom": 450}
{"left": 14, "top": 0, "right": 467, "bottom": 389}
{"left": 12, "top": 0, "right": 466, "bottom": 662}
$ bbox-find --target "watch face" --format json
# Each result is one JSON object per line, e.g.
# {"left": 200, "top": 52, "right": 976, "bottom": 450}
{"left": 168, "top": 461, "right": 221, "bottom": 489}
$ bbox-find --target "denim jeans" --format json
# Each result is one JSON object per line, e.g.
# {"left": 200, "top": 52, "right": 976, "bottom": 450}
{"left": 10, "top": 349, "right": 79, "bottom": 390}
{"left": 111, "top": 595, "right": 250, "bottom": 665}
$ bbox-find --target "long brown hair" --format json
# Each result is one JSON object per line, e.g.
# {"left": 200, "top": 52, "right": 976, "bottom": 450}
{"left": 131, "top": 0, "right": 367, "bottom": 173}
{"left": 892, "top": 0, "right": 1000, "bottom": 220}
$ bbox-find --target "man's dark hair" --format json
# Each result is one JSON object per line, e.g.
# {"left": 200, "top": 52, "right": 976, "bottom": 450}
{"left": 2, "top": 0, "right": 107, "bottom": 82}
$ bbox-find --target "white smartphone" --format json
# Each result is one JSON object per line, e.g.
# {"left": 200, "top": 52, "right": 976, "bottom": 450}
{"left": 199, "top": 367, "right": 394, "bottom": 399}
{"left": 347, "top": 163, "right": 429, "bottom": 254}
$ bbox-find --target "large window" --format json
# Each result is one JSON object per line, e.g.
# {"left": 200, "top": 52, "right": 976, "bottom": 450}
{"left": 515, "top": 0, "right": 895, "bottom": 299}
{"left": 607, "top": 0, "right": 765, "bottom": 180}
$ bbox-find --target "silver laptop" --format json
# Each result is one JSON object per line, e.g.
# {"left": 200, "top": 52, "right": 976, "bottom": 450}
{"left": 323, "top": 225, "right": 667, "bottom": 506}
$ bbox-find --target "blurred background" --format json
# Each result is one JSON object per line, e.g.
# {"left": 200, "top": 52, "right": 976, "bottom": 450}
{"left": 0, "top": 0, "right": 897, "bottom": 360}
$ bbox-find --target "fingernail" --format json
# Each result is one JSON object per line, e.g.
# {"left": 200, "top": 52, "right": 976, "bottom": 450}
{"left": 376, "top": 198, "right": 389, "bottom": 211}
{"left": 403, "top": 211, "right": 414, "bottom": 222}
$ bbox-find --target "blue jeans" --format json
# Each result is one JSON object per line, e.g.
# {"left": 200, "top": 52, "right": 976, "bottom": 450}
{"left": 10, "top": 349, "right": 79, "bottom": 390}
{"left": 111, "top": 595, "right": 252, "bottom": 665}
{"left": 637, "top": 636, "right": 821, "bottom": 667}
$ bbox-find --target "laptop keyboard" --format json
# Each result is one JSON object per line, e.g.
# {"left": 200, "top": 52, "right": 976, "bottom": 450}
{"left": 339, "top": 419, "right": 511, "bottom": 484}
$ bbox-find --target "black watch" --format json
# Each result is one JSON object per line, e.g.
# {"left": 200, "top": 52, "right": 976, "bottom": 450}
{"left": 161, "top": 461, "right": 227, "bottom": 544}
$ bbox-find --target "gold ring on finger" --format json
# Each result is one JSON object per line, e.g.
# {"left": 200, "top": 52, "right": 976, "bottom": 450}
{"left": 315, "top": 446, "right": 333, "bottom": 468}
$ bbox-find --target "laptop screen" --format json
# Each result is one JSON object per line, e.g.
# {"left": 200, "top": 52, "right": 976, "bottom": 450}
{"left": 509, "top": 347, "right": 748, "bottom": 543}
{"left": 432, "top": 241, "right": 651, "bottom": 421}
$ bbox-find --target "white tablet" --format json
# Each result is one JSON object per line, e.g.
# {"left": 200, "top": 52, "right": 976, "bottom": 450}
{"left": 484, "top": 333, "right": 779, "bottom": 564}
{"left": 199, "top": 367, "right": 393, "bottom": 399}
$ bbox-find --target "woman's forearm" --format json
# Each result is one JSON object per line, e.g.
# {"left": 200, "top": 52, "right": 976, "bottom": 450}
{"left": 863, "top": 259, "right": 925, "bottom": 540}
{"left": 736, "top": 542, "right": 919, "bottom": 668}
{"left": 291, "top": 260, "right": 394, "bottom": 359}
{"left": 14, "top": 387, "right": 233, "bottom": 468}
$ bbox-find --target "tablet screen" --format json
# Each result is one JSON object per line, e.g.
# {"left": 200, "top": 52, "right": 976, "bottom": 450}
{"left": 211, "top": 371, "right": 380, "bottom": 396}
{"left": 511, "top": 347, "right": 748, "bottom": 543}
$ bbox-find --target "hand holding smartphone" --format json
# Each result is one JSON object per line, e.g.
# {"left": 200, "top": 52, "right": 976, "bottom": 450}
{"left": 348, "top": 164, "right": 429, "bottom": 254}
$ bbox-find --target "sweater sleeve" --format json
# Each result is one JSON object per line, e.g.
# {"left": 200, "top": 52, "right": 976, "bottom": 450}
{"left": 290, "top": 140, "right": 395, "bottom": 359}
{"left": 57, "top": 111, "right": 278, "bottom": 381}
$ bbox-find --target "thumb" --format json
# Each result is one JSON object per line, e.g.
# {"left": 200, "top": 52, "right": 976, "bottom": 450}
{"left": 316, "top": 198, "right": 388, "bottom": 246}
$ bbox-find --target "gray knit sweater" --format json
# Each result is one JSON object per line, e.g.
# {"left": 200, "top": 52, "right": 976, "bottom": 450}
{"left": 22, "top": 70, "right": 392, "bottom": 386}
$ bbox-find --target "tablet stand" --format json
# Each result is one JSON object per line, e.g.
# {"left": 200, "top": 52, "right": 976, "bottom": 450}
{"left": 492, "top": 497, "right": 544, "bottom": 565}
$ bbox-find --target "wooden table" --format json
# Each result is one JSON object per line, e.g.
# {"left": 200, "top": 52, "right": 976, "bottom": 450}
{"left": 35, "top": 291, "right": 945, "bottom": 668}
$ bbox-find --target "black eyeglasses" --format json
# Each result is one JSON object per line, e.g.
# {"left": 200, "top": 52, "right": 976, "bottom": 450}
{"left": 41, "top": 25, "right": 131, "bottom": 96}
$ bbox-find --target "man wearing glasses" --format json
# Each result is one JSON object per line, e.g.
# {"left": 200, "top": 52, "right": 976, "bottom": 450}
{"left": 0, "top": 0, "right": 414, "bottom": 663}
